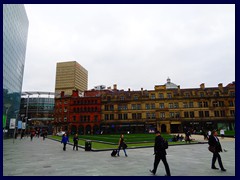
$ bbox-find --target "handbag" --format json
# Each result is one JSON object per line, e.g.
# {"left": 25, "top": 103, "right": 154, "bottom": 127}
{"left": 208, "top": 146, "right": 215, "bottom": 153}
{"left": 123, "top": 143, "right": 128, "bottom": 149}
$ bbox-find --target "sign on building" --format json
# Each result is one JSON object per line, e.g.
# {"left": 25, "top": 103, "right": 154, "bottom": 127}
{"left": 9, "top": 118, "right": 16, "bottom": 129}
{"left": 18, "top": 121, "right": 22, "bottom": 129}
{"left": 22, "top": 122, "right": 26, "bottom": 130}
{"left": 3, "top": 115, "right": 6, "bottom": 128}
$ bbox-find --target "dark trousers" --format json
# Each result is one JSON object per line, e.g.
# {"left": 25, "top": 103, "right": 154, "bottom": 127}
{"left": 212, "top": 152, "right": 224, "bottom": 169}
{"left": 185, "top": 136, "right": 190, "bottom": 143}
{"left": 73, "top": 142, "right": 78, "bottom": 150}
{"left": 153, "top": 154, "right": 171, "bottom": 176}
{"left": 63, "top": 143, "right": 67, "bottom": 151}
{"left": 31, "top": 135, "right": 33, "bottom": 141}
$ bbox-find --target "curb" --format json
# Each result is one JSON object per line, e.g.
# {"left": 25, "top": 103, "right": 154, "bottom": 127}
{"left": 47, "top": 137, "right": 86, "bottom": 149}
{"left": 47, "top": 137, "right": 208, "bottom": 152}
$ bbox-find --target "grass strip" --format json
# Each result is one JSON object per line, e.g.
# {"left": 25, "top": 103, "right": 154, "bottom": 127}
{"left": 49, "top": 135, "right": 198, "bottom": 150}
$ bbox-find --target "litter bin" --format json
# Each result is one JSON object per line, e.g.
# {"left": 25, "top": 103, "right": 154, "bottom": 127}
{"left": 85, "top": 140, "right": 92, "bottom": 151}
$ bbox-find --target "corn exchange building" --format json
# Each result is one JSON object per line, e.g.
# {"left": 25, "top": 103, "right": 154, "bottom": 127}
{"left": 53, "top": 79, "right": 235, "bottom": 134}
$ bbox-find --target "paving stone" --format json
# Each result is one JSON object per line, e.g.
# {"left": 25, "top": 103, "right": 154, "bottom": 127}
{"left": 3, "top": 136, "right": 235, "bottom": 176}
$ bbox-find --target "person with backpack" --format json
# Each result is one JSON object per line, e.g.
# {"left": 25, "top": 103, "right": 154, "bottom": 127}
{"left": 150, "top": 131, "right": 171, "bottom": 176}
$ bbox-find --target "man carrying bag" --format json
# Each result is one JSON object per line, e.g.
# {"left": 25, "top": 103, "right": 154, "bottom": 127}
{"left": 150, "top": 131, "right": 171, "bottom": 176}
{"left": 208, "top": 130, "right": 226, "bottom": 171}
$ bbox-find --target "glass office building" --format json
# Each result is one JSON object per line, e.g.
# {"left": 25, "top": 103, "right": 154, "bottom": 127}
{"left": 3, "top": 4, "right": 29, "bottom": 132}
{"left": 20, "top": 92, "right": 55, "bottom": 134}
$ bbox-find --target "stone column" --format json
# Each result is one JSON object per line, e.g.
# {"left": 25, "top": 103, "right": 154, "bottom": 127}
{"left": 157, "top": 122, "right": 160, "bottom": 131}
{"left": 166, "top": 123, "right": 171, "bottom": 134}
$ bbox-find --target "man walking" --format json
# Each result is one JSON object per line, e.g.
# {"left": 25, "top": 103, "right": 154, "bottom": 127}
{"left": 208, "top": 130, "right": 226, "bottom": 171}
{"left": 185, "top": 130, "right": 191, "bottom": 143}
{"left": 150, "top": 131, "right": 171, "bottom": 176}
{"left": 61, "top": 133, "right": 69, "bottom": 151}
{"left": 30, "top": 129, "right": 35, "bottom": 141}
{"left": 20, "top": 130, "right": 24, "bottom": 139}
{"left": 73, "top": 134, "right": 79, "bottom": 151}
{"left": 43, "top": 130, "right": 47, "bottom": 141}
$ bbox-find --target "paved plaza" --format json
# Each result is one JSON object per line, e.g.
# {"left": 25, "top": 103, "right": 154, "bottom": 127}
{"left": 3, "top": 136, "right": 235, "bottom": 176}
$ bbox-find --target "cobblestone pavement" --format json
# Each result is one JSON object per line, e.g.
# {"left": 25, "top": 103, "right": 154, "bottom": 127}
{"left": 3, "top": 136, "right": 235, "bottom": 176}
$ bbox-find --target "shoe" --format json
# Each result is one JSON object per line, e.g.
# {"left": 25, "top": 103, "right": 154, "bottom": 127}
{"left": 125, "top": 154, "right": 128, "bottom": 157}
{"left": 117, "top": 154, "right": 119, "bottom": 156}
{"left": 149, "top": 170, "right": 155, "bottom": 175}
{"left": 212, "top": 167, "right": 219, "bottom": 170}
{"left": 221, "top": 169, "right": 226, "bottom": 171}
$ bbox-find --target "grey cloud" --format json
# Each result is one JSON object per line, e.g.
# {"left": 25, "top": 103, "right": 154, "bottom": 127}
{"left": 22, "top": 4, "right": 235, "bottom": 92}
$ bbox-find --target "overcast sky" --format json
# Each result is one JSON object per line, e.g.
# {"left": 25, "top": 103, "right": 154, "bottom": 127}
{"left": 22, "top": 4, "right": 235, "bottom": 92}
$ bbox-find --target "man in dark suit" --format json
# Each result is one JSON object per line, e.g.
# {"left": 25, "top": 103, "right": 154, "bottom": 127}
{"left": 208, "top": 130, "right": 226, "bottom": 171}
{"left": 150, "top": 131, "right": 171, "bottom": 176}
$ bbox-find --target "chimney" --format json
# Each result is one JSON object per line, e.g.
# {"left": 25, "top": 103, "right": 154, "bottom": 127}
{"left": 72, "top": 89, "right": 79, "bottom": 97}
{"left": 141, "top": 88, "right": 143, "bottom": 95}
{"left": 61, "top": 91, "right": 65, "bottom": 97}
{"left": 128, "top": 88, "right": 131, "bottom": 92}
{"left": 113, "top": 84, "right": 117, "bottom": 90}
{"left": 200, "top": 83, "right": 205, "bottom": 89}
{"left": 218, "top": 83, "right": 223, "bottom": 91}
{"left": 177, "top": 85, "right": 180, "bottom": 93}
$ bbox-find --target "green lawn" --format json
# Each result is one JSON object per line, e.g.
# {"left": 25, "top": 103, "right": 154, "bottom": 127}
{"left": 49, "top": 133, "right": 196, "bottom": 150}
{"left": 75, "top": 133, "right": 173, "bottom": 144}
{"left": 218, "top": 130, "right": 235, "bottom": 136}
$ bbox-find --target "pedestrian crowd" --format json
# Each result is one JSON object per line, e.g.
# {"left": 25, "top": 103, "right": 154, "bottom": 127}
{"left": 14, "top": 128, "right": 48, "bottom": 141}
{"left": 13, "top": 127, "right": 228, "bottom": 176}
{"left": 47, "top": 129, "right": 230, "bottom": 175}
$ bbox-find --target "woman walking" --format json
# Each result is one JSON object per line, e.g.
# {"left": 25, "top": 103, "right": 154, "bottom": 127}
{"left": 73, "top": 134, "right": 79, "bottom": 151}
{"left": 61, "top": 133, "right": 69, "bottom": 151}
{"left": 117, "top": 134, "right": 128, "bottom": 157}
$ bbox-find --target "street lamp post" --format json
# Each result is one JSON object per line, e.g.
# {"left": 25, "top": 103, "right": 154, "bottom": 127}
{"left": 25, "top": 95, "right": 29, "bottom": 131}
{"left": 13, "top": 111, "right": 19, "bottom": 144}
{"left": 20, "top": 114, "right": 25, "bottom": 138}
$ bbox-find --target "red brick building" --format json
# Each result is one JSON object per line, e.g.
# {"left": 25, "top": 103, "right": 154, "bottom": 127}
{"left": 53, "top": 90, "right": 102, "bottom": 135}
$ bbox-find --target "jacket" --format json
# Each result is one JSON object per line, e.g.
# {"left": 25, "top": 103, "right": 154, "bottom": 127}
{"left": 154, "top": 135, "right": 167, "bottom": 156}
{"left": 208, "top": 135, "right": 222, "bottom": 153}
{"left": 73, "top": 136, "right": 79, "bottom": 142}
{"left": 61, "top": 136, "right": 69, "bottom": 144}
